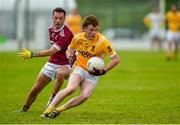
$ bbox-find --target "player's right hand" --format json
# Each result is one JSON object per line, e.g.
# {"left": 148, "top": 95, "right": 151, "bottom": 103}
{"left": 18, "top": 48, "right": 33, "bottom": 60}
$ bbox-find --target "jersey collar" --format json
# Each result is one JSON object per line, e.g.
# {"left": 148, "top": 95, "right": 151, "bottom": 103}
{"left": 53, "top": 25, "right": 65, "bottom": 32}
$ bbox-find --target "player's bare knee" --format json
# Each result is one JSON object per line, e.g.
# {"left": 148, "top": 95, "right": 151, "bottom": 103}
{"left": 79, "top": 94, "right": 90, "bottom": 101}
{"left": 65, "top": 87, "right": 76, "bottom": 95}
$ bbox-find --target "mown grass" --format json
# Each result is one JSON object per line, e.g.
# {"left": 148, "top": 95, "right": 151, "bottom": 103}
{"left": 0, "top": 51, "right": 180, "bottom": 124}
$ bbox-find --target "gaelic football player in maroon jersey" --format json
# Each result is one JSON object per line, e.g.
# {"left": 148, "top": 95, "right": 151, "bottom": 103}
{"left": 18, "top": 7, "right": 74, "bottom": 112}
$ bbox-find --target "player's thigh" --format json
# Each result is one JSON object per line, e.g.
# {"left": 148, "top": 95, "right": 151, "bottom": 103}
{"left": 33, "top": 72, "right": 51, "bottom": 90}
{"left": 80, "top": 80, "right": 96, "bottom": 97}
{"left": 66, "top": 73, "right": 82, "bottom": 91}
{"left": 56, "top": 65, "right": 71, "bottom": 79}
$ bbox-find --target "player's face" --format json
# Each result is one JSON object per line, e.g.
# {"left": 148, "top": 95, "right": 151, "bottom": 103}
{"left": 52, "top": 11, "right": 65, "bottom": 29}
{"left": 84, "top": 25, "right": 98, "bottom": 40}
{"left": 171, "top": 5, "right": 177, "bottom": 12}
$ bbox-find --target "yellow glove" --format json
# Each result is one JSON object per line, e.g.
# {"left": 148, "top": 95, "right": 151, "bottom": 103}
{"left": 18, "top": 48, "right": 34, "bottom": 59}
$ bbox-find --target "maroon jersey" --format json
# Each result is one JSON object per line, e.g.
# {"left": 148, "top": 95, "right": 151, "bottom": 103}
{"left": 48, "top": 25, "right": 73, "bottom": 65}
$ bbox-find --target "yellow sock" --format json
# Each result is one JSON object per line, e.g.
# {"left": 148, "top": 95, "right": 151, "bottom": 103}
{"left": 44, "top": 105, "right": 55, "bottom": 114}
{"left": 172, "top": 52, "right": 177, "bottom": 59}
{"left": 166, "top": 51, "right": 171, "bottom": 57}
{"left": 56, "top": 105, "right": 66, "bottom": 112}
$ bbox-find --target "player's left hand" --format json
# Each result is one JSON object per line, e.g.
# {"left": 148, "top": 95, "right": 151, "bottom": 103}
{"left": 18, "top": 48, "right": 33, "bottom": 60}
{"left": 67, "top": 54, "right": 76, "bottom": 67}
{"left": 89, "top": 68, "right": 106, "bottom": 76}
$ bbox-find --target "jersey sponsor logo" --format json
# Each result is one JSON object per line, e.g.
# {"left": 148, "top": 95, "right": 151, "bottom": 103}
{"left": 78, "top": 49, "right": 96, "bottom": 58}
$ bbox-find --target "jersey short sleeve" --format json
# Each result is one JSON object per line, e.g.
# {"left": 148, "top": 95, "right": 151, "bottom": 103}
{"left": 68, "top": 33, "right": 80, "bottom": 50}
{"left": 101, "top": 39, "right": 116, "bottom": 58}
{"left": 57, "top": 30, "right": 73, "bottom": 52}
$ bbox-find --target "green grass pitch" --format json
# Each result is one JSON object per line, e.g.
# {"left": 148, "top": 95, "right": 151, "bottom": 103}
{"left": 0, "top": 51, "right": 180, "bottom": 124}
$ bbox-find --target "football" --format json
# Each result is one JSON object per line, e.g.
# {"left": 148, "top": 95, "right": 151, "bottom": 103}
{"left": 87, "top": 57, "right": 104, "bottom": 72}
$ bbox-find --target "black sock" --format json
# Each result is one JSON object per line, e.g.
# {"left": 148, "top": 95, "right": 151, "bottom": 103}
{"left": 22, "top": 105, "right": 29, "bottom": 112}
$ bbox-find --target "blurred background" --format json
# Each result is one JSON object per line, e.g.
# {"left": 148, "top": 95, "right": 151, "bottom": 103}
{"left": 0, "top": 0, "right": 179, "bottom": 51}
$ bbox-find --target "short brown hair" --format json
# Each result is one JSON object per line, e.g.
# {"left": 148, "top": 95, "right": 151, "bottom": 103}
{"left": 82, "top": 15, "right": 99, "bottom": 28}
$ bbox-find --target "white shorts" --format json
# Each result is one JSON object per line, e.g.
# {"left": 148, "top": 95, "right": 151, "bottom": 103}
{"left": 149, "top": 29, "right": 165, "bottom": 40}
{"left": 167, "top": 31, "right": 180, "bottom": 42}
{"left": 72, "top": 66, "right": 98, "bottom": 85}
{"left": 41, "top": 62, "right": 70, "bottom": 80}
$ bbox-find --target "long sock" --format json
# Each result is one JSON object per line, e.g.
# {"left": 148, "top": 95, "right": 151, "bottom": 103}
{"left": 22, "top": 105, "right": 29, "bottom": 112}
{"left": 46, "top": 94, "right": 56, "bottom": 107}
{"left": 44, "top": 104, "right": 55, "bottom": 114}
{"left": 56, "top": 105, "right": 66, "bottom": 112}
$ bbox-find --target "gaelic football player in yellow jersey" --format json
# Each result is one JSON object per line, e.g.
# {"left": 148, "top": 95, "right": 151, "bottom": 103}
{"left": 41, "top": 15, "right": 119, "bottom": 118}
{"left": 66, "top": 8, "right": 82, "bottom": 35}
{"left": 166, "top": 4, "right": 180, "bottom": 60}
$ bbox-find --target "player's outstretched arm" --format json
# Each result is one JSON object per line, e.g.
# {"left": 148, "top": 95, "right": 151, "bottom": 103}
{"left": 18, "top": 46, "right": 58, "bottom": 60}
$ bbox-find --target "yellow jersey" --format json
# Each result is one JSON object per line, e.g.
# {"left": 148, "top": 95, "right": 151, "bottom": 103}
{"left": 69, "top": 32, "right": 116, "bottom": 70}
{"left": 66, "top": 14, "right": 82, "bottom": 35}
{"left": 166, "top": 11, "right": 180, "bottom": 32}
